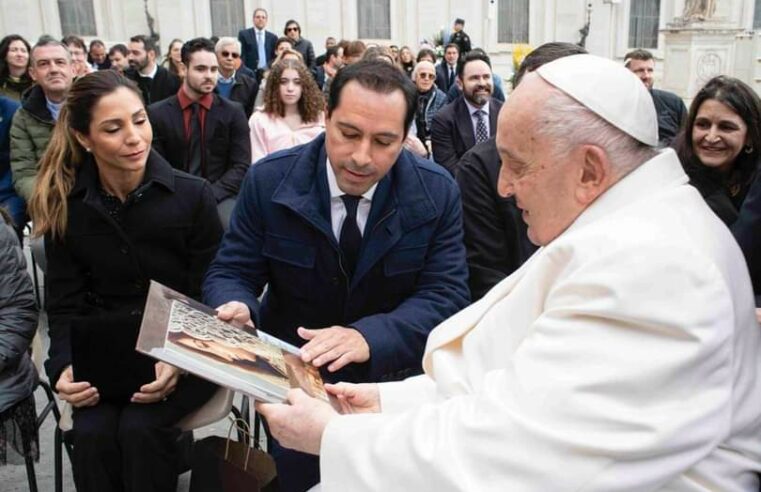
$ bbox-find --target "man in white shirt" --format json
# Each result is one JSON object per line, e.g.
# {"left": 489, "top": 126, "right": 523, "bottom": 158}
{"left": 258, "top": 54, "right": 761, "bottom": 491}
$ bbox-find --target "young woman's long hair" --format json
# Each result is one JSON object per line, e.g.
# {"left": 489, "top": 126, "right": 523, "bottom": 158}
{"left": 29, "top": 70, "right": 144, "bottom": 240}
{"left": 0, "top": 34, "right": 32, "bottom": 84}
{"left": 263, "top": 59, "right": 323, "bottom": 123}
{"left": 674, "top": 75, "right": 761, "bottom": 196}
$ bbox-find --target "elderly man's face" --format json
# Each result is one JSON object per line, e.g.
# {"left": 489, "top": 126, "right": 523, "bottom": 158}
{"left": 415, "top": 62, "right": 436, "bottom": 92}
{"left": 326, "top": 81, "right": 407, "bottom": 196}
{"left": 217, "top": 44, "right": 240, "bottom": 73}
{"left": 496, "top": 76, "right": 584, "bottom": 246}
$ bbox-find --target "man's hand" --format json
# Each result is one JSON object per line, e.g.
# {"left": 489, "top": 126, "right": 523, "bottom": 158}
{"left": 256, "top": 389, "right": 338, "bottom": 455}
{"left": 216, "top": 301, "right": 255, "bottom": 328}
{"left": 56, "top": 365, "right": 99, "bottom": 408}
{"left": 131, "top": 362, "right": 180, "bottom": 404}
{"left": 298, "top": 326, "right": 370, "bottom": 372}
{"left": 325, "top": 382, "right": 380, "bottom": 414}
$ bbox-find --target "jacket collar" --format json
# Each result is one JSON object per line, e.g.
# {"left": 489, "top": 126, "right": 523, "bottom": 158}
{"left": 70, "top": 149, "right": 176, "bottom": 200}
{"left": 21, "top": 84, "right": 55, "bottom": 124}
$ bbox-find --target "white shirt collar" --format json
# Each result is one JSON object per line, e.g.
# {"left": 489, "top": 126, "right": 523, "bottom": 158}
{"left": 138, "top": 62, "right": 159, "bottom": 79}
{"left": 326, "top": 157, "right": 377, "bottom": 201}
{"left": 464, "top": 98, "right": 489, "bottom": 115}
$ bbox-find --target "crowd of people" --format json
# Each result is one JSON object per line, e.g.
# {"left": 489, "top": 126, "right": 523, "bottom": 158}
{"left": 0, "top": 7, "right": 760, "bottom": 492}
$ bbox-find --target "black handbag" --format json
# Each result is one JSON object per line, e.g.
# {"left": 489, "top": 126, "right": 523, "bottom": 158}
{"left": 189, "top": 416, "right": 277, "bottom": 492}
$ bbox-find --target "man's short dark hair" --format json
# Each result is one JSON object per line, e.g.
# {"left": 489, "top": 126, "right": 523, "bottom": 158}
{"left": 457, "top": 50, "right": 491, "bottom": 79}
{"left": 89, "top": 39, "right": 106, "bottom": 50}
{"left": 326, "top": 45, "right": 341, "bottom": 61}
{"left": 62, "top": 35, "right": 86, "bottom": 51}
{"left": 108, "top": 43, "right": 128, "bottom": 57}
{"left": 31, "top": 36, "right": 70, "bottom": 65}
{"left": 454, "top": 18, "right": 465, "bottom": 26}
{"left": 130, "top": 35, "right": 158, "bottom": 55}
{"left": 624, "top": 49, "right": 654, "bottom": 66}
{"left": 445, "top": 43, "right": 459, "bottom": 54}
{"left": 513, "top": 42, "right": 588, "bottom": 87}
{"left": 253, "top": 7, "right": 268, "bottom": 17}
{"left": 328, "top": 59, "right": 417, "bottom": 137}
{"left": 181, "top": 37, "right": 216, "bottom": 66}
{"left": 416, "top": 48, "right": 437, "bottom": 63}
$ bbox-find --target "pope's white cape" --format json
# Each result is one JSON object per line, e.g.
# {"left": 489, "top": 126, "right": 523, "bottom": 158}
{"left": 318, "top": 149, "right": 761, "bottom": 491}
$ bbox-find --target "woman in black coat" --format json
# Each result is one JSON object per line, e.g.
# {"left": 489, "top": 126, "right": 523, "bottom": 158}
{"left": 29, "top": 70, "right": 222, "bottom": 492}
{"left": 673, "top": 76, "right": 761, "bottom": 226}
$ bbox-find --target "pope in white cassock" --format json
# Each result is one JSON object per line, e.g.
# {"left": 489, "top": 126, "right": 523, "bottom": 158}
{"left": 257, "top": 54, "right": 761, "bottom": 491}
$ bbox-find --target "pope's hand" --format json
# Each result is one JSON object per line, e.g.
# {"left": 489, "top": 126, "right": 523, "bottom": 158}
{"left": 298, "top": 326, "right": 370, "bottom": 372}
{"left": 325, "top": 382, "right": 380, "bottom": 414}
{"left": 255, "top": 389, "right": 338, "bottom": 455}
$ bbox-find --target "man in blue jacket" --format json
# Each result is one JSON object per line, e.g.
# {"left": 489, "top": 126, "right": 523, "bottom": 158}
{"left": 203, "top": 59, "right": 470, "bottom": 492}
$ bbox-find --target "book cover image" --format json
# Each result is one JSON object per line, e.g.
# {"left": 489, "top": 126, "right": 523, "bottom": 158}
{"left": 136, "top": 281, "right": 331, "bottom": 404}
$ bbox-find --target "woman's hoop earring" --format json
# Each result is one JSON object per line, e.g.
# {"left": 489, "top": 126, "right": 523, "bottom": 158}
{"left": 745, "top": 145, "right": 754, "bottom": 154}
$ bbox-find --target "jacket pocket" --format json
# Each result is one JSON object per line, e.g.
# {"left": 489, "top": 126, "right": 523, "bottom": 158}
{"left": 384, "top": 244, "right": 427, "bottom": 276}
{"left": 262, "top": 233, "right": 316, "bottom": 268}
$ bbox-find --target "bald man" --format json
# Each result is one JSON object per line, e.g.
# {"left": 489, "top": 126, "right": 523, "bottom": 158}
{"left": 258, "top": 55, "right": 761, "bottom": 491}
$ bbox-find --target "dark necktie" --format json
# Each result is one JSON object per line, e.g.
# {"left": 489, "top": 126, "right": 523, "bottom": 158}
{"left": 449, "top": 67, "right": 455, "bottom": 89}
{"left": 475, "top": 110, "right": 488, "bottom": 144}
{"left": 339, "top": 195, "right": 362, "bottom": 277}
{"left": 186, "top": 103, "right": 203, "bottom": 176}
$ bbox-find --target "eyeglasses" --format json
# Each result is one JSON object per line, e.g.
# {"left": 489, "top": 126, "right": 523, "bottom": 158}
{"left": 286, "top": 27, "right": 299, "bottom": 32}
{"left": 418, "top": 73, "right": 435, "bottom": 80}
{"left": 220, "top": 51, "right": 240, "bottom": 59}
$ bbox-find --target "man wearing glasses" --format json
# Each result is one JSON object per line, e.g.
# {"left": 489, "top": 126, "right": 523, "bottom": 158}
{"left": 284, "top": 19, "right": 316, "bottom": 69}
{"left": 214, "top": 37, "right": 258, "bottom": 118}
{"left": 238, "top": 7, "right": 277, "bottom": 83}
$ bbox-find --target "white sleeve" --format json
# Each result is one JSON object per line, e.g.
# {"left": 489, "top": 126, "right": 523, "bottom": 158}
{"left": 319, "top": 245, "right": 740, "bottom": 491}
{"left": 379, "top": 374, "right": 438, "bottom": 414}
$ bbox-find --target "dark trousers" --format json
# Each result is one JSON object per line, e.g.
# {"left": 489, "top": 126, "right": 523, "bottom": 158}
{"left": 270, "top": 438, "right": 320, "bottom": 492}
{"left": 71, "top": 376, "right": 216, "bottom": 492}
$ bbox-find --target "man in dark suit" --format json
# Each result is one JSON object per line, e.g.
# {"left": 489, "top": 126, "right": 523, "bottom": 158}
{"left": 431, "top": 51, "right": 502, "bottom": 175}
{"left": 214, "top": 37, "right": 259, "bottom": 117}
{"left": 238, "top": 7, "right": 277, "bottom": 81}
{"left": 203, "top": 60, "right": 469, "bottom": 492}
{"left": 435, "top": 43, "right": 459, "bottom": 93}
{"left": 312, "top": 44, "right": 343, "bottom": 90}
{"left": 125, "top": 35, "right": 181, "bottom": 105}
{"left": 148, "top": 38, "right": 251, "bottom": 227}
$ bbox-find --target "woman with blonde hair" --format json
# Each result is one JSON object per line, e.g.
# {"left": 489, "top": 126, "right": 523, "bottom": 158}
{"left": 249, "top": 58, "right": 324, "bottom": 163}
{"left": 29, "top": 69, "right": 220, "bottom": 492}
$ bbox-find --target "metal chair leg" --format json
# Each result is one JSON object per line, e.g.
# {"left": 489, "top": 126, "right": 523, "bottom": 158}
{"left": 24, "top": 451, "right": 39, "bottom": 492}
{"left": 54, "top": 427, "right": 63, "bottom": 492}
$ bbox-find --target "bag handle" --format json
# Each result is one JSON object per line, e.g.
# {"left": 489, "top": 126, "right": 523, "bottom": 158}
{"left": 225, "top": 417, "right": 253, "bottom": 471}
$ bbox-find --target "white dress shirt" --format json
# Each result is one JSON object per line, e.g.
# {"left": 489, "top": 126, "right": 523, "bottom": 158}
{"left": 464, "top": 98, "right": 490, "bottom": 140}
{"left": 326, "top": 158, "right": 377, "bottom": 240}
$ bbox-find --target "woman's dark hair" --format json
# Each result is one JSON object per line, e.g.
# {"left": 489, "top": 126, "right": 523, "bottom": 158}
{"left": 30, "top": 70, "right": 144, "bottom": 239}
{"left": 264, "top": 59, "right": 323, "bottom": 123}
{"left": 284, "top": 20, "right": 301, "bottom": 35}
{"left": 416, "top": 48, "right": 436, "bottom": 64}
{"left": 0, "top": 34, "right": 32, "bottom": 82}
{"left": 673, "top": 75, "right": 761, "bottom": 199}
{"left": 328, "top": 59, "right": 417, "bottom": 137}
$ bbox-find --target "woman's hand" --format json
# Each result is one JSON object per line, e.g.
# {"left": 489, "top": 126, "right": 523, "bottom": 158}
{"left": 56, "top": 365, "right": 99, "bottom": 408}
{"left": 325, "top": 382, "right": 380, "bottom": 414}
{"left": 131, "top": 362, "right": 181, "bottom": 404}
{"left": 403, "top": 136, "right": 429, "bottom": 158}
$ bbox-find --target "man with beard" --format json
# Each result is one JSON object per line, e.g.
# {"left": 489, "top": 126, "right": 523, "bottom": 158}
{"left": 148, "top": 38, "right": 250, "bottom": 227}
{"left": 202, "top": 60, "right": 469, "bottom": 491}
{"left": 125, "top": 35, "right": 180, "bottom": 105}
{"left": 625, "top": 49, "right": 686, "bottom": 147}
{"left": 10, "top": 37, "right": 74, "bottom": 201}
{"left": 431, "top": 51, "right": 502, "bottom": 175}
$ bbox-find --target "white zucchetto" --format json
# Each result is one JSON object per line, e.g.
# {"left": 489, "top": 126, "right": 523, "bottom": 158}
{"left": 536, "top": 54, "right": 659, "bottom": 147}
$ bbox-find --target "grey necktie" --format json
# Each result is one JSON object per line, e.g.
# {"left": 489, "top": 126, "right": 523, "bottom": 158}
{"left": 475, "top": 110, "right": 488, "bottom": 143}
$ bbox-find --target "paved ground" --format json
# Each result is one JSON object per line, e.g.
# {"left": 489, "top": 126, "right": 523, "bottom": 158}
{"left": 0, "top": 235, "right": 258, "bottom": 491}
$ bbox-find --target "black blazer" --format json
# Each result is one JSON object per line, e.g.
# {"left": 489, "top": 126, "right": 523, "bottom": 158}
{"left": 238, "top": 28, "right": 277, "bottom": 70}
{"left": 125, "top": 65, "right": 181, "bottom": 106}
{"left": 435, "top": 63, "right": 456, "bottom": 93}
{"left": 431, "top": 97, "right": 502, "bottom": 175}
{"left": 148, "top": 94, "right": 251, "bottom": 201}
{"left": 44, "top": 152, "right": 223, "bottom": 386}
{"left": 312, "top": 66, "right": 326, "bottom": 90}
{"left": 216, "top": 71, "right": 259, "bottom": 118}
{"left": 456, "top": 139, "right": 536, "bottom": 300}
{"left": 733, "top": 169, "right": 761, "bottom": 300}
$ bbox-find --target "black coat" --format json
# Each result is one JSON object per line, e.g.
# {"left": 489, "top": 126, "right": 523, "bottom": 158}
{"left": 216, "top": 71, "right": 259, "bottom": 118}
{"left": 435, "top": 62, "right": 456, "bottom": 93}
{"left": 148, "top": 94, "right": 251, "bottom": 201}
{"left": 456, "top": 139, "right": 536, "bottom": 300}
{"left": 44, "top": 152, "right": 223, "bottom": 387}
{"left": 651, "top": 88, "right": 686, "bottom": 147}
{"left": 732, "top": 169, "right": 761, "bottom": 301}
{"left": 238, "top": 28, "right": 277, "bottom": 71}
{"left": 431, "top": 97, "right": 502, "bottom": 175}
{"left": 125, "top": 65, "right": 181, "bottom": 106}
